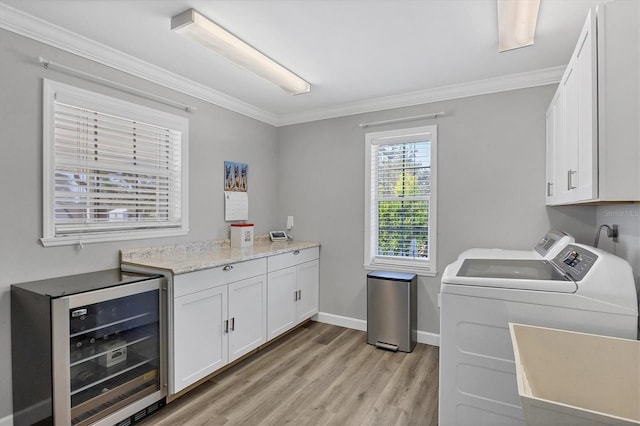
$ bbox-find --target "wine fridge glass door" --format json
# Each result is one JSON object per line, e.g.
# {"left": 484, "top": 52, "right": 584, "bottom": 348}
{"left": 52, "top": 278, "right": 166, "bottom": 426}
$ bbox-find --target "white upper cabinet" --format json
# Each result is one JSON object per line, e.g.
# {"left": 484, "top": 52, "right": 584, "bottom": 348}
{"left": 546, "top": 1, "right": 639, "bottom": 205}
{"left": 545, "top": 89, "right": 562, "bottom": 204}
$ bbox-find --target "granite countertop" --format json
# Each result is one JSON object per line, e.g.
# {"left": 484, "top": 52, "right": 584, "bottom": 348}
{"left": 120, "top": 236, "right": 320, "bottom": 274}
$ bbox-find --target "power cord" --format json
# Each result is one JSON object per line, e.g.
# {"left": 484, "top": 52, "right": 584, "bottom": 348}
{"left": 593, "top": 224, "right": 618, "bottom": 247}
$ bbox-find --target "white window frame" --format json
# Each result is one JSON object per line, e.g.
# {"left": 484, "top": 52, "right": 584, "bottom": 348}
{"left": 41, "top": 79, "right": 189, "bottom": 247}
{"left": 364, "top": 125, "right": 437, "bottom": 276}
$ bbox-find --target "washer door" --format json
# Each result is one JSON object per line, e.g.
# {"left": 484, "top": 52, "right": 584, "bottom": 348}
{"left": 457, "top": 259, "right": 567, "bottom": 281}
{"left": 445, "top": 258, "right": 577, "bottom": 292}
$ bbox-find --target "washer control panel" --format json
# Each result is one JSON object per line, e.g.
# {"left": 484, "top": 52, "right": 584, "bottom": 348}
{"left": 552, "top": 244, "right": 598, "bottom": 281}
{"left": 533, "top": 230, "right": 574, "bottom": 257}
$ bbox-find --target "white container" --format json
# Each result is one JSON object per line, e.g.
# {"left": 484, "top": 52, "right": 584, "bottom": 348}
{"left": 98, "top": 339, "right": 127, "bottom": 368}
{"left": 510, "top": 323, "right": 640, "bottom": 426}
{"left": 230, "top": 223, "right": 254, "bottom": 248}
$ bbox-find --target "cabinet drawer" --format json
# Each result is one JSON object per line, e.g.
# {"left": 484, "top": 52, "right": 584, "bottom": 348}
{"left": 222, "top": 257, "right": 267, "bottom": 283}
{"left": 268, "top": 247, "right": 319, "bottom": 272}
{"left": 174, "top": 258, "right": 266, "bottom": 298}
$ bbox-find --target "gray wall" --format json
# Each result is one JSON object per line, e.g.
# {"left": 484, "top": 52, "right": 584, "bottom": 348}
{"left": 593, "top": 204, "right": 640, "bottom": 338}
{"left": 0, "top": 29, "right": 280, "bottom": 419}
{"left": 595, "top": 205, "right": 640, "bottom": 290}
{"left": 275, "top": 86, "right": 599, "bottom": 337}
{"left": 2, "top": 24, "right": 639, "bottom": 423}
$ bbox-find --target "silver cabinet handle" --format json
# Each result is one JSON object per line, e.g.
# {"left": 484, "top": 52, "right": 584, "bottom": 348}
{"left": 294, "top": 291, "right": 298, "bottom": 301}
{"left": 298, "top": 290, "right": 302, "bottom": 300}
{"left": 224, "top": 319, "right": 229, "bottom": 333}
{"left": 223, "top": 264, "right": 234, "bottom": 271}
{"left": 231, "top": 317, "right": 235, "bottom": 331}
{"left": 567, "top": 170, "right": 577, "bottom": 190}
{"left": 293, "top": 250, "right": 300, "bottom": 255}
{"left": 547, "top": 182, "right": 553, "bottom": 197}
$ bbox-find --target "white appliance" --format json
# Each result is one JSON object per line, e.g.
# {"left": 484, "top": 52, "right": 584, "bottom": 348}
{"left": 439, "top": 243, "right": 639, "bottom": 426}
{"left": 457, "top": 229, "right": 574, "bottom": 260}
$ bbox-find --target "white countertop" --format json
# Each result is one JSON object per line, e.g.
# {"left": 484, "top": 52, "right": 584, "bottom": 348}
{"left": 120, "top": 236, "right": 320, "bottom": 274}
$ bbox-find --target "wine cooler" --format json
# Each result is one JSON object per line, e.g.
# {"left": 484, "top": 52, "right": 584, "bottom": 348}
{"left": 12, "top": 269, "right": 167, "bottom": 426}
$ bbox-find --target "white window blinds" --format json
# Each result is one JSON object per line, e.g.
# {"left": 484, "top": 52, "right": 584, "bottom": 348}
{"left": 373, "top": 140, "right": 431, "bottom": 259}
{"left": 42, "top": 80, "right": 189, "bottom": 246}
{"left": 53, "top": 102, "right": 182, "bottom": 233}
{"left": 364, "top": 125, "right": 437, "bottom": 276}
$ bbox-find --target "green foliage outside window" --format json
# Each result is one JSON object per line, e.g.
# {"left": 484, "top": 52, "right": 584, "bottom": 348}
{"left": 376, "top": 143, "right": 430, "bottom": 259}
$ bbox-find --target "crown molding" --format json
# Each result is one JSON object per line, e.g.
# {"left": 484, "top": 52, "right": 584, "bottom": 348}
{"left": 275, "top": 66, "right": 564, "bottom": 126}
{"left": 0, "top": 2, "right": 563, "bottom": 128}
{"left": 0, "top": 2, "right": 279, "bottom": 125}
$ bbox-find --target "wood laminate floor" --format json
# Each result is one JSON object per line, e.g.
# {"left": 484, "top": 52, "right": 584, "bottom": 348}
{"left": 146, "top": 321, "right": 439, "bottom": 426}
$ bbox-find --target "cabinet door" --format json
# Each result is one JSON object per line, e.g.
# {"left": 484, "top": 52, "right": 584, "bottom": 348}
{"left": 545, "top": 90, "right": 563, "bottom": 204}
{"left": 228, "top": 275, "right": 267, "bottom": 362}
{"left": 557, "top": 9, "right": 597, "bottom": 204}
{"left": 574, "top": 8, "right": 597, "bottom": 201}
{"left": 173, "top": 286, "right": 228, "bottom": 393}
{"left": 560, "top": 56, "right": 579, "bottom": 201}
{"left": 296, "top": 260, "right": 319, "bottom": 322}
{"left": 267, "top": 267, "right": 297, "bottom": 340}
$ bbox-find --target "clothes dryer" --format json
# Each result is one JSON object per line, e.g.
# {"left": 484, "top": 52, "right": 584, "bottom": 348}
{"left": 457, "top": 229, "right": 574, "bottom": 260}
{"left": 439, "top": 243, "right": 638, "bottom": 426}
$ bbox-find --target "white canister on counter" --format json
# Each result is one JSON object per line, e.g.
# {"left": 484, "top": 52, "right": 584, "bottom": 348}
{"left": 230, "top": 223, "right": 254, "bottom": 248}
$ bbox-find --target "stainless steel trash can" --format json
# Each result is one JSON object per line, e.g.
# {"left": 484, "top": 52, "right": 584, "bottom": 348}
{"left": 367, "top": 271, "right": 417, "bottom": 352}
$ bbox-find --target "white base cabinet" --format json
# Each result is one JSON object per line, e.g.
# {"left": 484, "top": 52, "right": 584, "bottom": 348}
{"left": 173, "top": 285, "right": 228, "bottom": 393}
{"left": 124, "top": 244, "right": 321, "bottom": 397}
{"left": 228, "top": 275, "right": 267, "bottom": 362}
{"left": 296, "top": 259, "right": 320, "bottom": 322}
{"left": 171, "top": 258, "right": 267, "bottom": 394}
{"left": 267, "top": 267, "right": 297, "bottom": 339}
{"left": 267, "top": 247, "right": 320, "bottom": 340}
{"left": 546, "top": 1, "right": 639, "bottom": 205}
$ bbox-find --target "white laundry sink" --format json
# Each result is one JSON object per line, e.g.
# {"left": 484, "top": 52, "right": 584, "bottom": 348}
{"left": 509, "top": 323, "right": 640, "bottom": 426}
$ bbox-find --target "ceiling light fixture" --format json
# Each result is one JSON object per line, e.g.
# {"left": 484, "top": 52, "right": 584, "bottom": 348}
{"left": 497, "top": 0, "right": 541, "bottom": 52}
{"left": 171, "top": 8, "right": 310, "bottom": 95}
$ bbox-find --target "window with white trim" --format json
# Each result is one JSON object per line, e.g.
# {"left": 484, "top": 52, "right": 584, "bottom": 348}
{"left": 41, "top": 79, "right": 189, "bottom": 246}
{"left": 364, "top": 125, "right": 437, "bottom": 276}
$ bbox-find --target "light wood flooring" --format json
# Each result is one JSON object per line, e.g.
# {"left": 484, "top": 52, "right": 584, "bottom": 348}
{"left": 145, "top": 321, "right": 439, "bottom": 426}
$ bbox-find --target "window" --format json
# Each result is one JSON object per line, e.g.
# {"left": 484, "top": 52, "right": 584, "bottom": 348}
{"left": 41, "top": 79, "right": 189, "bottom": 246}
{"left": 364, "top": 125, "right": 437, "bottom": 276}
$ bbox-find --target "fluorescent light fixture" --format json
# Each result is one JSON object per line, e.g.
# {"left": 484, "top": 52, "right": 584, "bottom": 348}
{"left": 497, "top": 0, "right": 541, "bottom": 52}
{"left": 171, "top": 9, "right": 310, "bottom": 95}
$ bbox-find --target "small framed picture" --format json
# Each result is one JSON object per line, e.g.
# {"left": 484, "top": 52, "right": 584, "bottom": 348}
{"left": 224, "top": 161, "right": 248, "bottom": 192}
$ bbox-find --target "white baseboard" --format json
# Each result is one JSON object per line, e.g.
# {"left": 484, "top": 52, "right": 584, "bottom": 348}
{"left": 314, "top": 312, "right": 440, "bottom": 347}
{"left": 417, "top": 330, "right": 440, "bottom": 346}
{"left": 315, "top": 312, "right": 367, "bottom": 331}
{"left": 0, "top": 413, "right": 13, "bottom": 426}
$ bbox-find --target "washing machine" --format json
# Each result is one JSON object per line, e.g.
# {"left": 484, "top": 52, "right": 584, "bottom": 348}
{"left": 457, "top": 229, "right": 574, "bottom": 260}
{"left": 439, "top": 243, "right": 639, "bottom": 426}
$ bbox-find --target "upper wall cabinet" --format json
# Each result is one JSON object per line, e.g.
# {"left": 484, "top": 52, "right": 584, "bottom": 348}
{"left": 546, "top": 1, "right": 639, "bottom": 206}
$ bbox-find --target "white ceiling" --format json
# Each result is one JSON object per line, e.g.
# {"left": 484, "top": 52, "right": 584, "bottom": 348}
{"left": 1, "top": 0, "right": 605, "bottom": 125}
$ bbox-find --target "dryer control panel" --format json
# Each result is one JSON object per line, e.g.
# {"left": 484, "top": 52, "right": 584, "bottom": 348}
{"left": 533, "top": 230, "right": 574, "bottom": 258}
{"left": 553, "top": 245, "right": 598, "bottom": 281}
